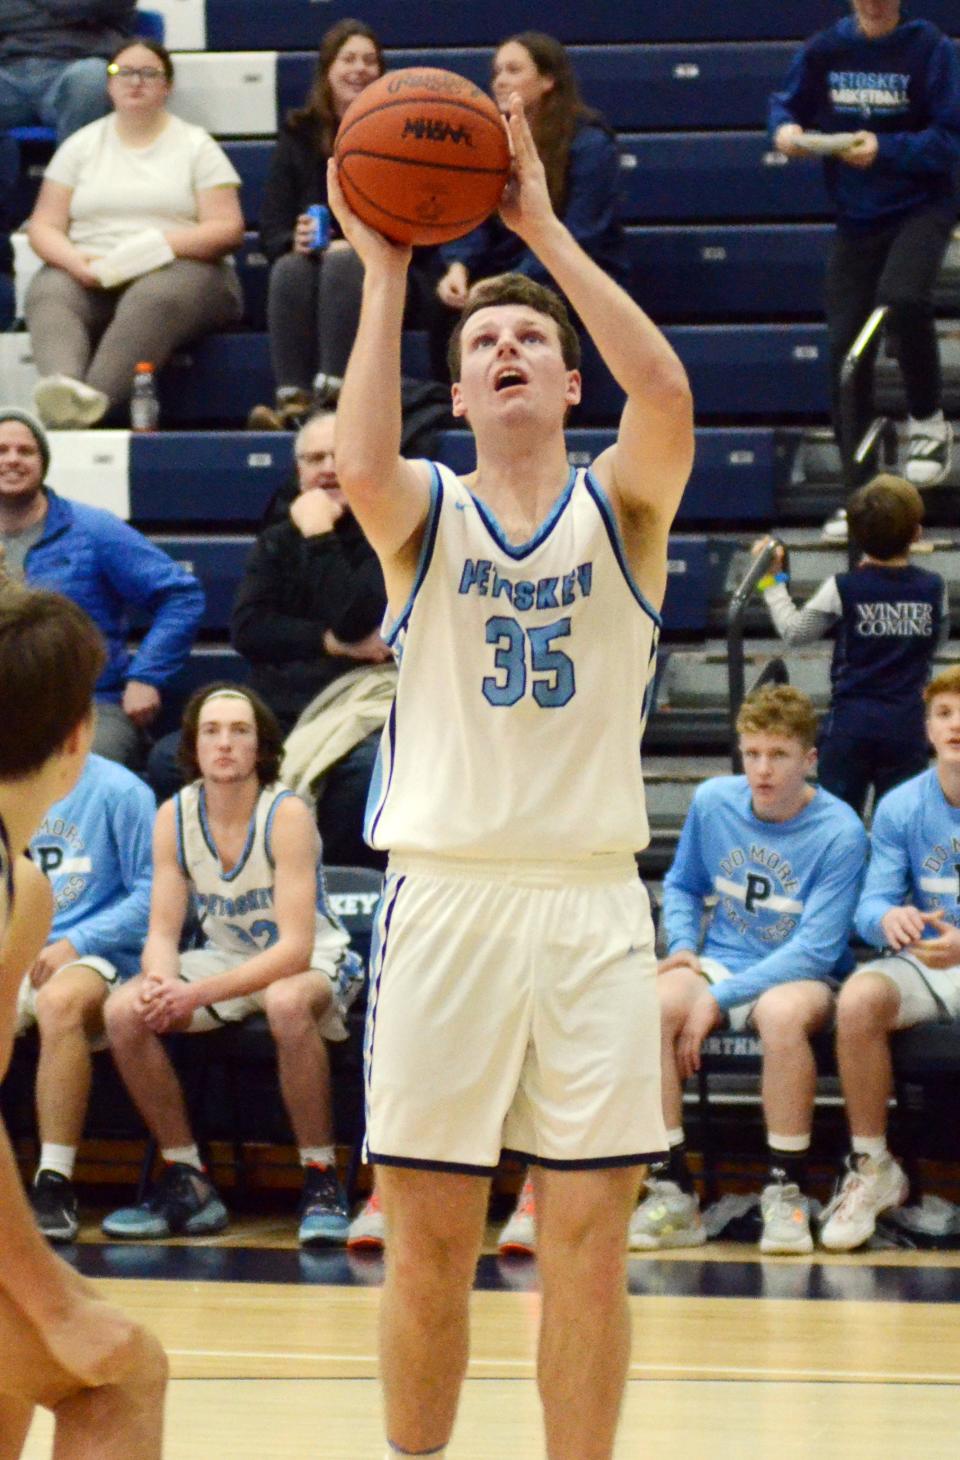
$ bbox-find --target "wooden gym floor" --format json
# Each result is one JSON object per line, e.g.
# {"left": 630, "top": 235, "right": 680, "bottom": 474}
{"left": 20, "top": 1215, "right": 960, "bottom": 1459}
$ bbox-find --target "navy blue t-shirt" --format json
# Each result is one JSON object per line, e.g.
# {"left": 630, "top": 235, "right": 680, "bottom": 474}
{"left": 828, "top": 562, "right": 944, "bottom": 739}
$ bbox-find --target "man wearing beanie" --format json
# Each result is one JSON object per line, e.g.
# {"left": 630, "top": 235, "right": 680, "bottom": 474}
{"left": 0, "top": 407, "right": 203, "bottom": 766}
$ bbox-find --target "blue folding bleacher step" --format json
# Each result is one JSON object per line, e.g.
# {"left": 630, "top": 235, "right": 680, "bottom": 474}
{"left": 627, "top": 224, "right": 831, "bottom": 319}
{"left": 149, "top": 535, "right": 253, "bottom": 632}
{"left": 618, "top": 133, "right": 831, "bottom": 222}
{"left": 130, "top": 431, "right": 293, "bottom": 523}
{"left": 206, "top": 0, "right": 882, "bottom": 49}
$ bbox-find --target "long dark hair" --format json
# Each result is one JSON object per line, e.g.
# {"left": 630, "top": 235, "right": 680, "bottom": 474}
{"left": 178, "top": 683, "right": 284, "bottom": 787}
{"left": 498, "top": 32, "right": 601, "bottom": 212}
{"left": 287, "top": 18, "right": 384, "bottom": 156}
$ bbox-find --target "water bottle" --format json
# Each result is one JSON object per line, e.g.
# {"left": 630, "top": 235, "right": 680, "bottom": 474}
{"left": 130, "top": 361, "right": 160, "bottom": 432}
{"left": 306, "top": 203, "right": 331, "bottom": 252}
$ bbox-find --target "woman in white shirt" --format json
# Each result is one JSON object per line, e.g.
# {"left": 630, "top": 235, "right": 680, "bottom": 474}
{"left": 25, "top": 38, "right": 245, "bottom": 428}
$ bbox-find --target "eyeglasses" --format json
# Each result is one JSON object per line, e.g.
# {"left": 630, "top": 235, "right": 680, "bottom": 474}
{"left": 107, "top": 64, "right": 166, "bottom": 82}
{"left": 296, "top": 452, "right": 336, "bottom": 467}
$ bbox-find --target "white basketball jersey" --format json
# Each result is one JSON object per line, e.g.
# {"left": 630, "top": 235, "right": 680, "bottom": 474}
{"left": 365, "top": 462, "right": 660, "bottom": 860}
{"left": 175, "top": 781, "right": 348, "bottom": 959}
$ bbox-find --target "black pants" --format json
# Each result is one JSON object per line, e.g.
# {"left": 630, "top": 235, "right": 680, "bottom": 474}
{"left": 816, "top": 728, "right": 929, "bottom": 818}
{"left": 825, "top": 206, "right": 954, "bottom": 474}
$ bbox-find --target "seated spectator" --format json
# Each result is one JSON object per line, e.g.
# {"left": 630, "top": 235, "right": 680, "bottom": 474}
{"left": 16, "top": 752, "right": 154, "bottom": 1242}
{"left": 148, "top": 408, "right": 391, "bottom": 869}
{"left": 102, "top": 684, "right": 364, "bottom": 1245}
{"left": 822, "top": 665, "right": 960, "bottom": 1251}
{"left": 498, "top": 688, "right": 867, "bottom": 1258}
{"left": 249, "top": 18, "right": 441, "bottom": 429}
{"left": 25, "top": 38, "right": 244, "bottom": 428}
{"left": 436, "top": 32, "right": 629, "bottom": 326}
{"left": 769, "top": 0, "right": 960, "bottom": 494}
{"left": 0, "top": 0, "right": 134, "bottom": 142}
{"left": 0, "top": 407, "right": 205, "bottom": 767}
{"left": 755, "top": 474, "right": 947, "bottom": 817}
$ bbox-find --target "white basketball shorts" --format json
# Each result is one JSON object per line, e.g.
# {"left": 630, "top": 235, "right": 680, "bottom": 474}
{"left": 363, "top": 853, "right": 668, "bottom": 1173}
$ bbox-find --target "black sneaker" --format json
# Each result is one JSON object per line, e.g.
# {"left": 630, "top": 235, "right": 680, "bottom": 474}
{"left": 298, "top": 1164, "right": 350, "bottom": 1246}
{"left": 102, "top": 1162, "right": 229, "bottom": 1239}
{"left": 30, "top": 1169, "right": 79, "bottom": 1243}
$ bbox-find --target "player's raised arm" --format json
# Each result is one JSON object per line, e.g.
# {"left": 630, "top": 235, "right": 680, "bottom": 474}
{"left": 499, "top": 96, "right": 694, "bottom": 606}
{"left": 326, "top": 161, "right": 433, "bottom": 604}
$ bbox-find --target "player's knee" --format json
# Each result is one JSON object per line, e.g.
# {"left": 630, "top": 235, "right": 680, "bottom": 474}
{"left": 836, "top": 973, "right": 898, "bottom": 1039}
{"left": 34, "top": 974, "right": 100, "bottom": 1035}
{"left": 103, "top": 983, "right": 142, "bottom": 1041}
{"left": 263, "top": 977, "right": 315, "bottom": 1040}
{"left": 753, "top": 987, "right": 826, "bottom": 1046}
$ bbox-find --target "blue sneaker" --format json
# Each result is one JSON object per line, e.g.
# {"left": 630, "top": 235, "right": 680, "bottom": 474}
{"left": 102, "top": 1162, "right": 229, "bottom": 1239}
{"left": 298, "top": 1164, "right": 350, "bottom": 1246}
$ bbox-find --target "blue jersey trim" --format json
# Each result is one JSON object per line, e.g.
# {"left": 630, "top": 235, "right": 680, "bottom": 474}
{"left": 0, "top": 812, "right": 12, "bottom": 912}
{"left": 469, "top": 467, "right": 577, "bottom": 561}
{"left": 584, "top": 470, "right": 663, "bottom": 627}
{"left": 366, "top": 702, "right": 396, "bottom": 848}
{"left": 501, "top": 1146, "right": 668, "bottom": 1171}
{"left": 384, "top": 464, "right": 444, "bottom": 647}
{"left": 198, "top": 783, "right": 258, "bottom": 883}
{"left": 263, "top": 787, "right": 294, "bottom": 870}
{"left": 362, "top": 873, "right": 405, "bottom": 1161}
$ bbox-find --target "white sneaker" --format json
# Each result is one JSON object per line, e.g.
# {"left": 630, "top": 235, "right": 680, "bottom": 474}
{"left": 905, "top": 420, "right": 953, "bottom": 487}
{"left": 629, "top": 1178, "right": 706, "bottom": 1250}
{"left": 346, "top": 1190, "right": 384, "bottom": 1252}
{"left": 34, "top": 374, "right": 108, "bottom": 429}
{"left": 498, "top": 1177, "right": 536, "bottom": 1256}
{"left": 821, "top": 507, "right": 848, "bottom": 542}
{"left": 759, "top": 1181, "right": 813, "bottom": 1255}
{"left": 819, "top": 1153, "right": 909, "bottom": 1252}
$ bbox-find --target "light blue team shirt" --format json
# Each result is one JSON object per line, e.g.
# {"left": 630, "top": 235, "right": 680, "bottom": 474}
{"left": 663, "top": 775, "right": 868, "bottom": 1011}
{"left": 29, "top": 753, "right": 154, "bottom": 979}
{"left": 856, "top": 767, "right": 960, "bottom": 950}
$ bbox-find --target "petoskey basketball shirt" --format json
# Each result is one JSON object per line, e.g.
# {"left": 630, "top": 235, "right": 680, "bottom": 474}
{"left": 364, "top": 461, "right": 661, "bottom": 860}
{"left": 175, "top": 780, "right": 348, "bottom": 959}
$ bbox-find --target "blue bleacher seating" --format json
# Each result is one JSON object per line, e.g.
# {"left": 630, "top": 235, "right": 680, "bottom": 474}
{"left": 151, "top": 535, "right": 253, "bottom": 631}
{"left": 618, "top": 134, "right": 832, "bottom": 222}
{"left": 628, "top": 224, "right": 831, "bottom": 320}
{"left": 129, "top": 431, "right": 293, "bottom": 522}
{"left": 277, "top": 44, "right": 798, "bottom": 133}
{"left": 663, "top": 537, "right": 709, "bottom": 633}
{"left": 207, "top": 0, "right": 910, "bottom": 50}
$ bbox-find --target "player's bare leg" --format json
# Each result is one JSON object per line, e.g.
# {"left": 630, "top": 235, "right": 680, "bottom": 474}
{"left": 377, "top": 1167, "right": 489, "bottom": 1454}
{"left": 0, "top": 1393, "right": 33, "bottom": 1460}
{"left": 835, "top": 971, "right": 901, "bottom": 1136}
{"left": 657, "top": 968, "right": 704, "bottom": 1125}
{"left": 534, "top": 1165, "right": 640, "bottom": 1460}
{"left": 752, "top": 981, "right": 833, "bottom": 1135}
{"left": 103, "top": 976, "right": 194, "bottom": 1147}
{"left": 263, "top": 971, "right": 336, "bottom": 1145}
{"left": 34, "top": 966, "right": 107, "bottom": 1148}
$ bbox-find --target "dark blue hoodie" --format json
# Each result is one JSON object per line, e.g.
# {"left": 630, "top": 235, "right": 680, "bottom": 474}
{"left": 768, "top": 12, "right": 960, "bottom": 230}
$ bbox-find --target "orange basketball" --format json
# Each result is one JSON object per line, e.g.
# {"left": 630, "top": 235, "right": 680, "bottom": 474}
{"left": 334, "top": 68, "right": 511, "bottom": 246}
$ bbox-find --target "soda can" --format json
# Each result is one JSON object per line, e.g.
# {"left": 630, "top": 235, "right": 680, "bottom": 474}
{"left": 306, "top": 203, "right": 331, "bottom": 251}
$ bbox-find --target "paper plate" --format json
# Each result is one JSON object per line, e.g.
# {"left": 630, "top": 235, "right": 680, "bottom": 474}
{"left": 793, "top": 132, "right": 859, "bottom": 156}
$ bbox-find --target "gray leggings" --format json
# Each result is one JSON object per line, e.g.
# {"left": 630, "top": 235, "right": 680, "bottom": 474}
{"left": 25, "top": 259, "right": 244, "bottom": 408}
{"left": 267, "top": 245, "right": 365, "bottom": 390}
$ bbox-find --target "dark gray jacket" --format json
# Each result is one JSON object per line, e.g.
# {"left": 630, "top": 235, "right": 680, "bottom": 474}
{"left": 0, "top": 1, "right": 135, "bottom": 62}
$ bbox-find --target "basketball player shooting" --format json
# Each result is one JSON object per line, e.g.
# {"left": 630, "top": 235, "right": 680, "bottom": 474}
{"left": 0, "top": 583, "right": 167, "bottom": 1459}
{"left": 328, "top": 93, "right": 694, "bottom": 1460}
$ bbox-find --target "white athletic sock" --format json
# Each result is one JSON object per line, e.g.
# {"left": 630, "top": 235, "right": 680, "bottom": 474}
{"left": 767, "top": 1132, "right": 811, "bottom": 1154}
{"left": 161, "top": 1144, "right": 204, "bottom": 1172}
{"left": 851, "top": 1134, "right": 888, "bottom": 1162}
{"left": 37, "top": 1143, "right": 76, "bottom": 1181}
{"left": 666, "top": 1127, "right": 685, "bottom": 1148}
{"left": 300, "top": 1145, "right": 336, "bottom": 1169}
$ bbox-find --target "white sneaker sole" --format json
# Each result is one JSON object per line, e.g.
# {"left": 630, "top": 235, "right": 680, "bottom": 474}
{"left": 819, "top": 1173, "right": 909, "bottom": 1253}
{"left": 629, "top": 1225, "right": 707, "bottom": 1252}
{"left": 34, "top": 376, "right": 108, "bottom": 429}
{"left": 759, "top": 1230, "right": 814, "bottom": 1256}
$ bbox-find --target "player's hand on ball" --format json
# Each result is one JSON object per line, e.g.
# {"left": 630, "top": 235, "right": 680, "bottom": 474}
{"left": 326, "top": 160, "right": 411, "bottom": 272}
{"left": 498, "top": 94, "right": 555, "bottom": 243}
